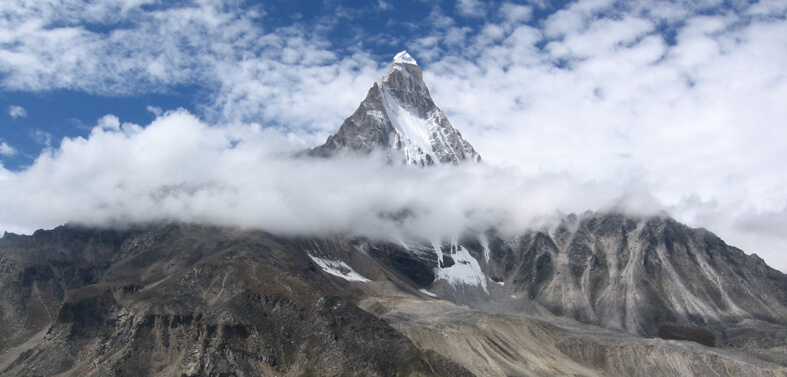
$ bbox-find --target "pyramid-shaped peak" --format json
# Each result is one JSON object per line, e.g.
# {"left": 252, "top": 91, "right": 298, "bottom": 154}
{"left": 393, "top": 51, "right": 418, "bottom": 66}
{"left": 309, "top": 51, "right": 481, "bottom": 166}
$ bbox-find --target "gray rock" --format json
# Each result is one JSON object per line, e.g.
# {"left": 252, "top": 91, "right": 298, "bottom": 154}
{"left": 310, "top": 51, "right": 481, "bottom": 166}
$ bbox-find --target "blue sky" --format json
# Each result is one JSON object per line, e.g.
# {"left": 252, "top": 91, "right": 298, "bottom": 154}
{"left": 1, "top": 0, "right": 787, "bottom": 271}
{"left": 0, "top": 0, "right": 544, "bottom": 168}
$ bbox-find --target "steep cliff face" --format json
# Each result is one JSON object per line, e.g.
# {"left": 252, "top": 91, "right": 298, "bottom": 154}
{"left": 310, "top": 51, "right": 481, "bottom": 166}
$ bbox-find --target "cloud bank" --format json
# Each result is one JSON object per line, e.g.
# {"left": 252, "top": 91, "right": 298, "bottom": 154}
{"left": 0, "top": 110, "right": 651, "bottom": 243}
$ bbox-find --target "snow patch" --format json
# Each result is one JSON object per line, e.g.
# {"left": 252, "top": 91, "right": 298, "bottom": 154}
{"left": 435, "top": 244, "right": 487, "bottom": 290}
{"left": 419, "top": 289, "right": 437, "bottom": 298}
{"left": 308, "top": 255, "right": 370, "bottom": 282}
{"left": 381, "top": 88, "right": 439, "bottom": 166}
{"left": 431, "top": 240, "right": 444, "bottom": 265}
{"left": 366, "top": 109, "right": 385, "bottom": 123}
{"left": 393, "top": 51, "right": 417, "bottom": 66}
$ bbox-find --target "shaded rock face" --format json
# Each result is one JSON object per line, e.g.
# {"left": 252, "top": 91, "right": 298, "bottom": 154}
{"left": 310, "top": 51, "right": 481, "bottom": 166}
{"left": 658, "top": 324, "right": 716, "bottom": 347}
{"left": 0, "top": 227, "right": 126, "bottom": 351}
{"left": 472, "top": 213, "right": 787, "bottom": 344}
{"left": 0, "top": 224, "right": 470, "bottom": 377}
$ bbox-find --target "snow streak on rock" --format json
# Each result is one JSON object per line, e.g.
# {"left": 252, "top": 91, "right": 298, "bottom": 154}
{"left": 308, "top": 254, "right": 370, "bottom": 282}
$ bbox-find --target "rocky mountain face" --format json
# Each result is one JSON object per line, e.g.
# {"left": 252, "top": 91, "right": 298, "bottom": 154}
{"left": 453, "top": 213, "right": 787, "bottom": 349}
{"left": 309, "top": 51, "right": 481, "bottom": 166}
{"left": 1, "top": 216, "right": 785, "bottom": 376}
{"left": 0, "top": 225, "right": 471, "bottom": 377}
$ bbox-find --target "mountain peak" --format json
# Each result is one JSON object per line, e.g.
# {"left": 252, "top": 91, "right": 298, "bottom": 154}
{"left": 393, "top": 51, "right": 417, "bottom": 66}
{"left": 310, "top": 52, "right": 481, "bottom": 166}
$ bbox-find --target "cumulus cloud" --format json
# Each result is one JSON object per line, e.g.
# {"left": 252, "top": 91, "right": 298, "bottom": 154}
{"left": 31, "top": 130, "right": 53, "bottom": 148}
{"left": 146, "top": 106, "right": 163, "bottom": 117}
{"left": 0, "top": 140, "right": 16, "bottom": 157}
{"left": 8, "top": 105, "right": 26, "bottom": 118}
{"left": 499, "top": 3, "right": 533, "bottom": 25}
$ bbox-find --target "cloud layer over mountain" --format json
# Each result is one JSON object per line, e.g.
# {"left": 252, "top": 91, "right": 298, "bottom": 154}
{"left": 0, "top": 110, "right": 656, "bottom": 244}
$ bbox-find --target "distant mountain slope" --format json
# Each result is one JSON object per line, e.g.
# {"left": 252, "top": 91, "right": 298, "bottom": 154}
{"left": 310, "top": 51, "right": 481, "bottom": 166}
{"left": 472, "top": 212, "right": 787, "bottom": 346}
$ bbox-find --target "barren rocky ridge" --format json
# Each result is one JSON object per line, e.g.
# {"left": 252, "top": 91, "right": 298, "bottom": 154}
{"left": 0, "top": 216, "right": 785, "bottom": 376}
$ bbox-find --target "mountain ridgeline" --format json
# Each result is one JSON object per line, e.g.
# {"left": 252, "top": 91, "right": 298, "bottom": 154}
{"left": 1, "top": 217, "right": 785, "bottom": 376}
{"left": 1, "top": 52, "right": 785, "bottom": 376}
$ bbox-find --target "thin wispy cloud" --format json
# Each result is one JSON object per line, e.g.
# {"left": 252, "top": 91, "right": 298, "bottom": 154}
{"left": 8, "top": 105, "right": 26, "bottom": 118}
{"left": 377, "top": 1, "right": 393, "bottom": 11}
{"left": 456, "top": 0, "right": 487, "bottom": 18}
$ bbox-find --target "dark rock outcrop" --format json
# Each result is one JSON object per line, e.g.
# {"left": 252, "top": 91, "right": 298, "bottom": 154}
{"left": 658, "top": 324, "right": 716, "bottom": 347}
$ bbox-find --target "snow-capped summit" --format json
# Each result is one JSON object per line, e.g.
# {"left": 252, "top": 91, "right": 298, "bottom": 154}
{"left": 393, "top": 50, "right": 417, "bottom": 66}
{"left": 310, "top": 51, "right": 481, "bottom": 166}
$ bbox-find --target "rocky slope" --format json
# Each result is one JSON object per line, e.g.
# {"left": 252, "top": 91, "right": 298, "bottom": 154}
{"left": 476, "top": 212, "right": 787, "bottom": 343}
{"left": 1, "top": 218, "right": 785, "bottom": 376}
{"left": 369, "top": 298, "right": 786, "bottom": 377}
{"left": 0, "top": 225, "right": 471, "bottom": 377}
{"left": 309, "top": 51, "right": 481, "bottom": 166}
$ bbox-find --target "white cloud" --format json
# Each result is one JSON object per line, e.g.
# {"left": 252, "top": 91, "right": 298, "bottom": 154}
{"left": 543, "top": 0, "right": 615, "bottom": 38}
{"left": 420, "top": 0, "right": 787, "bottom": 271}
{"left": 8, "top": 105, "right": 26, "bottom": 118}
{"left": 0, "top": 110, "right": 644, "bottom": 244}
{"left": 377, "top": 0, "right": 393, "bottom": 11}
{"left": 32, "top": 129, "right": 52, "bottom": 147}
{"left": 0, "top": 0, "right": 390, "bottom": 134}
{"left": 456, "top": 0, "right": 486, "bottom": 18}
{"left": 0, "top": 140, "right": 16, "bottom": 156}
{"left": 146, "top": 106, "right": 163, "bottom": 116}
{"left": 499, "top": 3, "right": 532, "bottom": 25}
